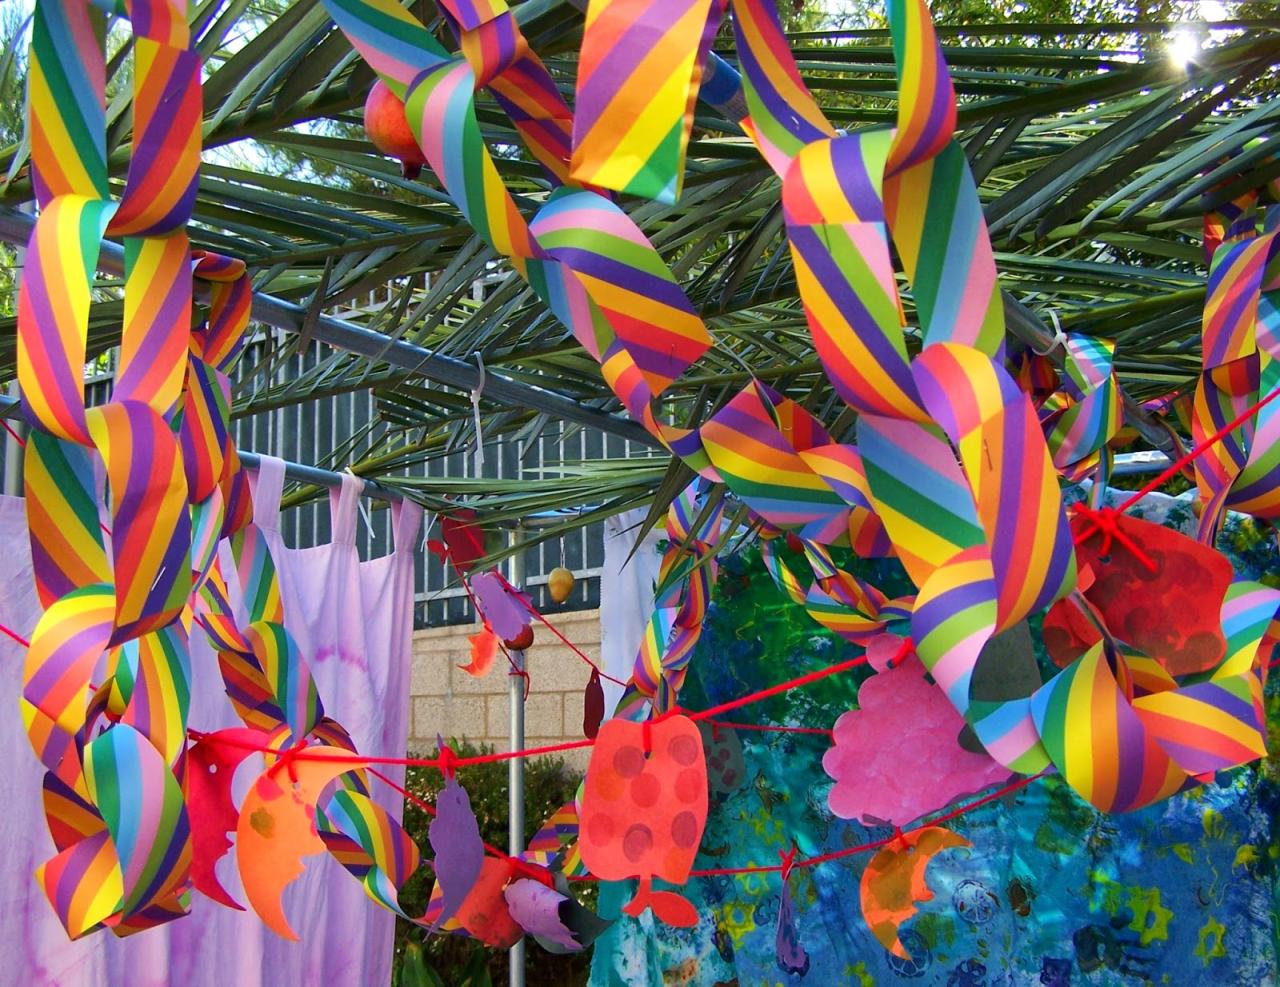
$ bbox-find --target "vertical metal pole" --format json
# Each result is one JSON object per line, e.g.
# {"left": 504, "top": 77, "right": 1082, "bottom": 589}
{"left": 2, "top": 381, "right": 25, "bottom": 496}
{"left": 3, "top": 204, "right": 30, "bottom": 496}
{"left": 507, "top": 524, "right": 527, "bottom": 987}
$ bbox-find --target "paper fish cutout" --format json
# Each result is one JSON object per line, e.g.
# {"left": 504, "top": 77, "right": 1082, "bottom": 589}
{"left": 776, "top": 878, "right": 810, "bottom": 975}
{"left": 429, "top": 774, "right": 485, "bottom": 929}
{"left": 504, "top": 877, "right": 613, "bottom": 953}
{"left": 1071, "top": 511, "right": 1231, "bottom": 675}
{"left": 505, "top": 878, "right": 579, "bottom": 951}
{"left": 469, "top": 571, "right": 533, "bottom": 643}
{"left": 440, "top": 509, "right": 487, "bottom": 572}
{"left": 583, "top": 669, "right": 605, "bottom": 739}
{"left": 824, "top": 654, "right": 1009, "bottom": 826}
{"left": 860, "top": 827, "right": 971, "bottom": 959}
{"left": 459, "top": 625, "right": 499, "bottom": 678}
{"left": 454, "top": 858, "right": 523, "bottom": 947}
{"left": 579, "top": 715, "right": 708, "bottom": 926}
{"left": 187, "top": 728, "right": 276, "bottom": 909}
{"left": 237, "top": 748, "right": 359, "bottom": 940}
{"left": 698, "top": 722, "right": 746, "bottom": 795}
{"left": 1042, "top": 592, "right": 1106, "bottom": 669}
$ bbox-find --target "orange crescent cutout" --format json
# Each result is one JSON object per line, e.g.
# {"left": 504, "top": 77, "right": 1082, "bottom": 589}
{"left": 860, "top": 826, "right": 970, "bottom": 958}
{"left": 236, "top": 749, "right": 361, "bottom": 940}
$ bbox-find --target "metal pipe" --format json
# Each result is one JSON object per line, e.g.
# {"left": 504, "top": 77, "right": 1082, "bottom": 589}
{"left": 0, "top": 393, "right": 406, "bottom": 503}
{"left": 0, "top": 205, "right": 660, "bottom": 449}
{"left": 506, "top": 524, "right": 527, "bottom": 987}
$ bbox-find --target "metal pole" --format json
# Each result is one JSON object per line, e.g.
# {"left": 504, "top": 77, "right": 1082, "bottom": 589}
{"left": 3, "top": 382, "right": 25, "bottom": 495}
{"left": 0, "top": 204, "right": 660, "bottom": 449}
{"left": 507, "top": 524, "right": 527, "bottom": 987}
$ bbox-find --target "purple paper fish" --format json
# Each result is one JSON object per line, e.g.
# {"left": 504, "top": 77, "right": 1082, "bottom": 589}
{"left": 428, "top": 771, "right": 484, "bottom": 929}
{"left": 469, "top": 570, "right": 533, "bottom": 642}
{"left": 776, "top": 880, "right": 810, "bottom": 976}
{"left": 504, "top": 879, "right": 581, "bottom": 951}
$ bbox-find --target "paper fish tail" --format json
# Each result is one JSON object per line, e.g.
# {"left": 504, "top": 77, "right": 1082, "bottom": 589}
{"left": 621, "top": 875, "right": 699, "bottom": 927}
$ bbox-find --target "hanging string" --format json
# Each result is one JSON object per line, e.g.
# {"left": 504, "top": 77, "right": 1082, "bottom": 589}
{"left": 0, "top": 623, "right": 30, "bottom": 648}
{"left": 515, "top": 589, "right": 628, "bottom": 686}
{"left": 1117, "top": 384, "right": 1280, "bottom": 513}
{"left": 0, "top": 418, "right": 26, "bottom": 447}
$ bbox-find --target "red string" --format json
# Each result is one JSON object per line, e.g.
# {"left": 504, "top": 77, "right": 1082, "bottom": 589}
{"left": 517, "top": 590, "right": 628, "bottom": 687}
{"left": 674, "top": 771, "right": 1044, "bottom": 879}
{"left": 1116, "top": 384, "right": 1280, "bottom": 513}
{"left": 706, "top": 719, "right": 833, "bottom": 738}
{"left": 366, "top": 767, "right": 543, "bottom": 879}
{"left": 688, "top": 646, "right": 885, "bottom": 723}
{"left": 449, "top": 557, "right": 530, "bottom": 696}
{"left": 1071, "top": 504, "right": 1157, "bottom": 570}
{"left": 0, "top": 623, "right": 30, "bottom": 648}
{"left": 1, "top": 419, "right": 25, "bottom": 447}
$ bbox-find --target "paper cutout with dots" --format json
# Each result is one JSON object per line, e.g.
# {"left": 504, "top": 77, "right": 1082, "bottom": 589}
{"left": 579, "top": 715, "right": 708, "bottom": 926}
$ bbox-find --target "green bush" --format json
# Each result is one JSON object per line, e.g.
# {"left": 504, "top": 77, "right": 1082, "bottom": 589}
{"left": 390, "top": 740, "right": 592, "bottom": 987}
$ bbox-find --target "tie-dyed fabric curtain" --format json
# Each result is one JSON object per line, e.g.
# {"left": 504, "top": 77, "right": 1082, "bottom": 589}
{"left": 591, "top": 487, "right": 1279, "bottom": 986}
{"left": 0, "top": 456, "right": 421, "bottom": 987}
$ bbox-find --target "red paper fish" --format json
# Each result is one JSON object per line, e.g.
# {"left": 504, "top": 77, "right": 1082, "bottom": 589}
{"left": 579, "top": 716, "right": 708, "bottom": 926}
{"left": 1071, "top": 511, "right": 1231, "bottom": 675}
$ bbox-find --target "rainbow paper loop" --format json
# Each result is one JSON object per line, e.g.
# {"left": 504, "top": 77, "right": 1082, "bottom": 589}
{"left": 1030, "top": 577, "right": 1276, "bottom": 812}
{"left": 1040, "top": 334, "right": 1123, "bottom": 493}
{"left": 18, "top": 0, "right": 384, "bottom": 938}
{"left": 1193, "top": 207, "right": 1280, "bottom": 543}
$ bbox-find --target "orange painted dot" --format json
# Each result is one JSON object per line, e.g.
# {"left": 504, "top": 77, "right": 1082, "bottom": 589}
{"left": 623, "top": 823, "right": 653, "bottom": 862}
{"left": 669, "top": 734, "right": 699, "bottom": 766}
{"left": 631, "top": 772, "right": 661, "bottom": 807}
{"left": 674, "top": 767, "right": 703, "bottom": 803}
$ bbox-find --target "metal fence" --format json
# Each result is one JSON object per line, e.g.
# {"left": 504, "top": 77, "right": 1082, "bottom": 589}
{"left": 3, "top": 322, "right": 655, "bottom": 629}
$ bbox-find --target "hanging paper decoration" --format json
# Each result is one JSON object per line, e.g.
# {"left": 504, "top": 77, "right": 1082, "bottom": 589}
{"left": 823, "top": 641, "right": 1011, "bottom": 827}
{"left": 1070, "top": 510, "right": 1232, "bottom": 675}
{"left": 469, "top": 570, "right": 533, "bottom": 643}
{"left": 571, "top": 0, "right": 727, "bottom": 203}
{"left": 18, "top": 0, "right": 206, "bottom": 937}
{"left": 504, "top": 877, "right": 612, "bottom": 953}
{"left": 774, "top": 849, "right": 810, "bottom": 975}
{"left": 315, "top": 0, "right": 1280, "bottom": 828}
{"left": 459, "top": 625, "right": 500, "bottom": 678}
{"left": 428, "top": 768, "right": 486, "bottom": 929}
{"left": 1192, "top": 177, "right": 1280, "bottom": 544}
{"left": 582, "top": 669, "right": 605, "bottom": 739}
{"left": 859, "top": 827, "right": 971, "bottom": 960}
{"left": 579, "top": 716, "right": 708, "bottom": 926}
{"left": 1036, "top": 333, "right": 1124, "bottom": 501}
{"left": 613, "top": 480, "right": 726, "bottom": 719}
{"left": 236, "top": 750, "right": 361, "bottom": 940}
{"left": 1030, "top": 514, "right": 1273, "bottom": 812}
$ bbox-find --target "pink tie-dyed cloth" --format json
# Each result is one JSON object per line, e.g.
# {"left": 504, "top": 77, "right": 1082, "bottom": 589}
{"left": 0, "top": 455, "right": 421, "bottom": 986}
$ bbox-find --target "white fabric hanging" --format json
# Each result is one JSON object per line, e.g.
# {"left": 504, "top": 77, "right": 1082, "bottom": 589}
{"left": 599, "top": 509, "right": 664, "bottom": 716}
{"left": 0, "top": 454, "right": 421, "bottom": 987}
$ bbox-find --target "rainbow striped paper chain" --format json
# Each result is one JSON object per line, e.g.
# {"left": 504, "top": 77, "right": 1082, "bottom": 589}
{"left": 19, "top": 0, "right": 411, "bottom": 939}
{"left": 318, "top": 0, "right": 1280, "bottom": 817}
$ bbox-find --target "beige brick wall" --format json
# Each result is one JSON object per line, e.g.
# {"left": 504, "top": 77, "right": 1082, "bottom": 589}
{"left": 408, "top": 608, "right": 601, "bottom": 770}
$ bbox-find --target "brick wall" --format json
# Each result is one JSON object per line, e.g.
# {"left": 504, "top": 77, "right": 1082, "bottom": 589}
{"left": 408, "top": 609, "right": 601, "bottom": 770}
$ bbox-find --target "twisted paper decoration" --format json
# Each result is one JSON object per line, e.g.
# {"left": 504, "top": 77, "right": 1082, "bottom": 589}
{"left": 320, "top": 0, "right": 1278, "bottom": 809}
{"left": 1193, "top": 186, "right": 1280, "bottom": 543}
{"left": 321, "top": 0, "right": 897, "bottom": 724}
{"left": 571, "top": 0, "right": 1280, "bottom": 806}
{"left": 19, "top": 0, "right": 412, "bottom": 938}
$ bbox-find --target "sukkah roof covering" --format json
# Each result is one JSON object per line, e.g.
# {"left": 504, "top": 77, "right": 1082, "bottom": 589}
{"left": 2, "top": 1, "right": 1280, "bottom": 540}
